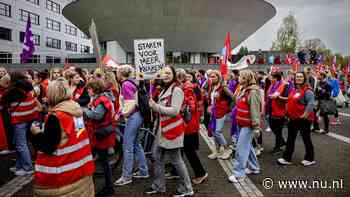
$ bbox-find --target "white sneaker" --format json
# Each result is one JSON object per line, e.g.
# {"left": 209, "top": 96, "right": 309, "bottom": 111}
{"left": 0, "top": 150, "right": 11, "bottom": 155}
{"left": 9, "top": 167, "right": 18, "bottom": 173}
{"left": 15, "top": 169, "right": 34, "bottom": 176}
{"left": 245, "top": 168, "right": 260, "bottom": 175}
{"left": 228, "top": 175, "right": 245, "bottom": 183}
{"left": 277, "top": 158, "right": 292, "bottom": 165}
{"left": 219, "top": 148, "right": 232, "bottom": 160}
{"left": 254, "top": 148, "right": 261, "bottom": 156}
{"left": 301, "top": 160, "right": 316, "bottom": 166}
{"left": 208, "top": 152, "right": 219, "bottom": 160}
{"left": 114, "top": 177, "right": 132, "bottom": 186}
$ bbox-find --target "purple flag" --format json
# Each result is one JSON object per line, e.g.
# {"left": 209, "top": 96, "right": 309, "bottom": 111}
{"left": 20, "top": 16, "right": 35, "bottom": 63}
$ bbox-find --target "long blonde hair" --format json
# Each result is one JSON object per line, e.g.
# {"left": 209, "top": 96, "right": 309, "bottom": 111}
{"left": 47, "top": 78, "right": 72, "bottom": 107}
{"left": 239, "top": 69, "right": 257, "bottom": 86}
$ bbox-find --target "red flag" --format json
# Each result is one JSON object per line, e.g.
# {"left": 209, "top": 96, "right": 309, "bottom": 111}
{"left": 220, "top": 32, "right": 231, "bottom": 77}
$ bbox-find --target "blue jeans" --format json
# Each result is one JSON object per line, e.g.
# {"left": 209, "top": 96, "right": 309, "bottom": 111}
{"left": 122, "top": 111, "right": 148, "bottom": 178}
{"left": 232, "top": 127, "right": 260, "bottom": 177}
{"left": 213, "top": 116, "right": 227, "bottom": 146}
{"left": 14, "top": 123, "right": 33, "bottom": 171}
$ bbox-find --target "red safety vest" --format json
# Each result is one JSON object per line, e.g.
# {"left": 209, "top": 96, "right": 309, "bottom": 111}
{"left": 72, "top": 86, "right": 85, "bottom": 102}
{"left": 91, "top": 95, "right": 115, "bottom": 150}
{"left": 269, "top": 82, "right": 287, "bottom": 118}
{"left": 160, "top": 87, "right": 185, "bottom": 140}
{"left": 35, "top": 111, "right": 95, "bottom": 187}
{"left": 236, "top": 90, "right": 252, "bottom": 127}
{"left": 10, "top": 91, "right": 39, "bottom": 124}
{"left": 287, "top": 86, "right": 314, "bottom": 122}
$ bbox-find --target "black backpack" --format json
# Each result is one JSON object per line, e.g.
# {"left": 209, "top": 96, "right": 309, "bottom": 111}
{"left": 123, "top": 80, "right": 152, "bottom": 128}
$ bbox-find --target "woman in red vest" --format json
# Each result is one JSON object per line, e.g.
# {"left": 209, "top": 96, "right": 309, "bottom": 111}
{"left": 267, "top": 70, "right": 289, "bottom": 154}
{"left": 69, "top": 72, "right": 90, "bottom": 107}
{"left": 178, "top": 69, "right": 208, "bottom": 185}
{"left": 146, "top": 66, "right": 194, "bottom": 197}
{"left": 228, "top": 70, "right": 262, "bottom": 183}
{"left": 207, "top": 70, "right": 232, "bottom": 160}
{"left": 0, "top": 74, "right": 11, "bottom": 155}
{"left": 277, "top": 72, "right": 316, "bottom": 166}
{"left": 1, "top": 72, "right": 40, "bottom": 176}
{"left": 30, "top": 78, "right": 95, "bottom": 197}
{"left": 84, "top": 79, "right": 116, "bottom": 197}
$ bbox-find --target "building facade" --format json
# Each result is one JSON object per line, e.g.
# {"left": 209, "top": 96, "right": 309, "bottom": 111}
{"left": 0, "top": 0, "right": 92, "bottom": 64}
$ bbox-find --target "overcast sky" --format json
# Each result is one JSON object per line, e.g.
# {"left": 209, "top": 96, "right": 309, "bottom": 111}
{"left": 235, "top": 0, "right": 350, "bottom": 55}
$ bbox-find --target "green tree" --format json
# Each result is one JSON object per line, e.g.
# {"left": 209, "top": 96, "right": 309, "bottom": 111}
{"left": 271, "top": 14, "right": 300, "bottom": 53}
{"left": 238, "top": 46, "right": 249, "bottom": 56}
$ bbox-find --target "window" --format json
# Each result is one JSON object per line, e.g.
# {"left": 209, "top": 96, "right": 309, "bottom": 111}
{"left": 26, "top": 0, "right": 39, "bottom": 5}
{"left": 46, "top": 0, "right": 60, "bottom": 13}
{"left": 46, "top": 18, "right": 60, "bottom": 31}
{"left": 80, "top": 45, "right": 90, "bottom": 53}
{"left": 0, "top": 52, "right": 12, "bottom": 63}
{"left": 46, "top": 56, "right": 60, "bottom": 63}
{"left": 27, "top": 55, "right": 40, "bottom": 63}
{"left": 0, "top": 27, "right": 11, "bottom": 41}
{"left": 19, "top": 9, "right": 40, "bottom": 25}
{"left": 0, "top": 2, "right": 11, "bottom": 17}
{"left": 20, "top": 31, "right": 40, "bottom": 46}
{"left": 65, "top": 41, "right": 77, "bottom": 52}
{"left": 46, "top": 37, "right": 61, "bottom": 49}
{"left": 65, "top": 25, "right": 77, "bottom": 36}
{"left": 81, "top": 33, "right": 89, "bottom": 39}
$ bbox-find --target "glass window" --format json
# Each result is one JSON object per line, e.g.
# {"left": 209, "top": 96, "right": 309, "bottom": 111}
{"left": 80, "top": 45, "right": 90, "bottom": 53}
{"left": 27, "top": 55, "right": 40, "bottom": 63}
{"left": 0, "top": 52, "right": 12, "bottom": 63}
{"left": 81, "top": 33, "right": 89, "bottom": 39}
{"left": 26, "top": 0, "right": 39, "bottom": 5}
{"left": 0, "top": 27, "right": 11, "bottom": 41}
{"left": 46, "top": 37, "right": 61, "bottom": 49}
{"left": 20, "top": 31, "right": 40, "bottom": 46}
{"left": 0, "top": 2, "right": 11, "bottom": 17}
{"left": 65, "top": 41, "right": 77, "bottom": 52}
{"left": 65, "top": 24, "right": 77, "bottom": 36}
{"left": 46, "top": 56, "right": 60, "bottom": 63}
{"left": 19, "top": 9, "right": 40, "bottom": 25}
{"left": 46, "top": 18, "right": 60, "bottom": 31}
{"left": 46, "top": 0, "right": 60, "bottom": 13}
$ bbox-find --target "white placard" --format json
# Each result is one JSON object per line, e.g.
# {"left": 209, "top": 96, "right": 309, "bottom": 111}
{"left": 134, "top": 39, "right": 165, "bottom": 79}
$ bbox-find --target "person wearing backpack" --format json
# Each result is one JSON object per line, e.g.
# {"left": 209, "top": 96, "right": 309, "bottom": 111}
{"left": 114, "top": 65, "right": 149, "bottom": 186}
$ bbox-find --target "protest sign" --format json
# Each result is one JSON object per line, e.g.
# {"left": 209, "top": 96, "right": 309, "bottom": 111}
{"left": 134, "top": 39, "right": 165, "bottom": 79}
{"left": 89, "top": 18, "right": 102, "bottom": 69}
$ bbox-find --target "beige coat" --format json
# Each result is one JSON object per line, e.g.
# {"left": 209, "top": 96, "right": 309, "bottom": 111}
{"left": 33, "top": 176, "right": 94, "bottom": 197}
{"left": 152, "top": 84, "right": 185, "bottom": 149}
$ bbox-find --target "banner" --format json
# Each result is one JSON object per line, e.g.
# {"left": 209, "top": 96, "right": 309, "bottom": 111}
{"left": 102, "top": 54, "right": 119, "bottom": 68}
{"left": 228, "top": 55, "right": 255, "bottom": 70}
{"left": 89, "top": 18, "right": 102, "bottom": 68}
{"left": 134, "top": 39, "right": 165, "bottom": 79}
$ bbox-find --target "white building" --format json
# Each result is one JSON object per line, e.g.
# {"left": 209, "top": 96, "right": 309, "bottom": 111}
{"left": 0, "top": 0, "right": 92, "bottom": 64}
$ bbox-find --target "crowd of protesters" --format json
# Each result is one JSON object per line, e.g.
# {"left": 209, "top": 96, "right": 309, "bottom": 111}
{"left": 0, "top": 62, "right": 349, "bottom": 196}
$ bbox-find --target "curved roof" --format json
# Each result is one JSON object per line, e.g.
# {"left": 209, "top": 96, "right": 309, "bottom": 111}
{"left": 63, "top": 0, "right": 276, "bottom": 53}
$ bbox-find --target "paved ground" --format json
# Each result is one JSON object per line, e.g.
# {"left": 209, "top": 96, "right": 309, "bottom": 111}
{"left": 1, "top": 108, "right": 350, "bottom": 197}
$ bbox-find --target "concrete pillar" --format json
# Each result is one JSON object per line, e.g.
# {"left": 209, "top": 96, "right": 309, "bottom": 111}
{"left": 106, "top": 40, "right": 126, "bottom": 63}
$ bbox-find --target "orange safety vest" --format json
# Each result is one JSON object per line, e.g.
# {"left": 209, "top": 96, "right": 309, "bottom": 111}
{"left": 269, "top": 82, "right": 287, "bottom": 118}
{"left": 91, "top": 95, "right": 115, "bottom": 150}
{"left": 10, "top": 91, "right": 39, "bottom": 124}
{"left": 160, "top": 88, "right": 185, "bottom": 140}
{"left": 34, "top": 111, "right": 95, "bottom": 187}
